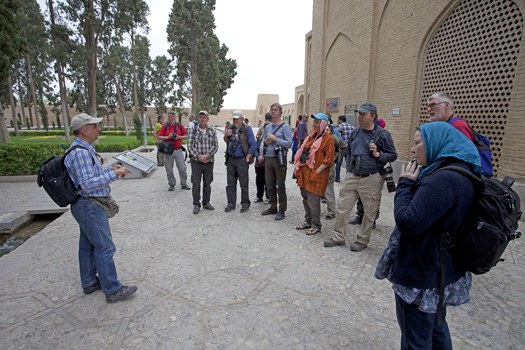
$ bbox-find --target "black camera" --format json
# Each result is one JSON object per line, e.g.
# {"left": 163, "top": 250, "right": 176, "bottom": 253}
{"left": 300, "top": 150, "right": 310, "bottom": 164}
{"left": 383, "top": 164, "right": 396, "bottom": 192}
{"left": 275, "top": 146, "right": 286, "bottom": 167}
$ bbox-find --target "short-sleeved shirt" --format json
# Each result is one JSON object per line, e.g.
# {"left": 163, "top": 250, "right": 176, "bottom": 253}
{"left": 158, "top": 123, "right": 187, "bottom": 150}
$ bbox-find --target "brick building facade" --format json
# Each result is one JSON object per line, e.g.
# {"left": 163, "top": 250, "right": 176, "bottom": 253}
{"left": 299, "top": 0, "right": 525, "bottom": 183}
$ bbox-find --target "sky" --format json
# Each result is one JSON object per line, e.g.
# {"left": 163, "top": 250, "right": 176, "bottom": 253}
{"left": 147, "top": 0, "right": 314, "bottom": 109}
{"left": 37, "top": 0, "right": 314, "bottom": 110}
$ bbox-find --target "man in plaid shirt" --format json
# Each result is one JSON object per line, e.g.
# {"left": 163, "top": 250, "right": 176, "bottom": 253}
{"left": 335, "top": 115, "right": 354, "bottom": 182}
{"left": 187, "top": 111, "right": 219, "bottom": 214}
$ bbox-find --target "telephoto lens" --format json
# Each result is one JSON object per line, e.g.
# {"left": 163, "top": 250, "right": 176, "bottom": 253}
{"left": 276, "top": 146, "right": 286, "bottom": 167}
{"left": 385, "top": 174, "right": 396, "bottom": 192}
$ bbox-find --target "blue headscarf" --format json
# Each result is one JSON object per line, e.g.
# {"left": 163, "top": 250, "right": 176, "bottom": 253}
{"left": 418, "top": 122, "right": 481, "bottom": 179}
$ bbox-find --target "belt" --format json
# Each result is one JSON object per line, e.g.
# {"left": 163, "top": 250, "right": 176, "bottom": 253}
{"left": 352, "top": 172, "right": 377, "bottom": 178}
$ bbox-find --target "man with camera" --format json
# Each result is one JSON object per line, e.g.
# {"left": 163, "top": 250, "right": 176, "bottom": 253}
{"left": 158, "top": 111, "right": 191, "bottom": 192}
{"left": 324, "top": 103, "right": 397, "bottom": 251}
{"left": 224, "top": 110, "right": 257, "bottom": 213}
{"left": 261, "top": 103, "right": 293, "bottom": 220}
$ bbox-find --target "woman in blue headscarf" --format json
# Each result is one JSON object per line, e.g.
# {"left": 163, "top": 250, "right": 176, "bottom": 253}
{"left": 378, "top": 122, "right": 480, "bottom": 349}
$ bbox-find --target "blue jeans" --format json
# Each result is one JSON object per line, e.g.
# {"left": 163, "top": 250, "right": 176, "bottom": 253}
{"left": 395, "top": 294, "right": 452, "bottom": 350}
{"left": 71, "top": 199, "right": 121, "bottom": 294}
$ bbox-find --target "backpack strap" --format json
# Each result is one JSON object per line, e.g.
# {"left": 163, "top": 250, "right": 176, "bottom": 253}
{"left": 63, "top": 145, "right": 95, "bottom": 166}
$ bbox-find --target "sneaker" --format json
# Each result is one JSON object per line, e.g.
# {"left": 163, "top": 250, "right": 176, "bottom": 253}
{"left": 203, "top": 203, "right": 215, "bottom": 211}
{"left": 262, "top": 208, "right": 278, "bottom": 216}
{"left": 323, "top": 238, "right": 346, "bottom": 247}
{"left": 275, "top": 211, "right": 285, "bottom": 220}
{"left": 348, "top": 216, "right": 362, "bottom": 225}
{"left": 106, "top": 285, "right": 137, "bottom": 303}
{"left": 254, "top": 198, "right": 263, "bottom": 203}
{"left": 83, "top": 278, "right": 101, "bottom": 295}
{"left": 224, "top": 206, "right": 235, "bottom": 213}
{"left": 181, "top": 185, "right": 191, "bottom": 190}
{"left": 168, "top": 186, "right": 175, "bottom": 191}
{"left": 193, "top": 206, "right": 200, "bottom": 214}
{"left": 240, "top": 206, "right": 249, "bottom": 213}
{"left": 264, "top": 199, "right": 271, "bottom": 204}
{"left": 350, "top": 241, "right": 368, "bottom": 252}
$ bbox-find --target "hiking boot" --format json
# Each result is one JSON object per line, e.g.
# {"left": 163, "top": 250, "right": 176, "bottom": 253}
{"left": 224, "top": 206, "right": 235, "bottom": 213}
{"left": 240, "top": 206, "right": 249, "bottom": 213}
{"left": 324, "top": 238, "right": 346, "bottom": 247}
{"left": 106, "top": 285, "right": 137, "bottom": 303}
{"left": 168, "top": 186, "right": 175, "bottom": 191}
{"left": 193, "top": 206, "right": 200, "bottom": 214}
{"left": 203, "top": 203, "right": 215, "bottom": 211}
{"left": 262, "top": 208, "right": 278, "bottom": 216}
{"left": 350, "top": 241, "right": 368, "bottom": 252}
{"left": 181, "top": 185, "right": 191, "bottom": 190}
{"left": 348, "top": 216, "right": 362, "bottom": 225}
{"left": 83, "top": 278, "right": 101, "bottom": 295}
{"left": 275, "top": 211, "right": 285, "bottom": 220}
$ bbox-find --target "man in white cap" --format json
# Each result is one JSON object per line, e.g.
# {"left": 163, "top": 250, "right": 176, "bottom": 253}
{"left": 64, "top": 113, "right": 137, "bottom": 303}
{"left": 223, "top": 109, "right": 257, "bottom": 213}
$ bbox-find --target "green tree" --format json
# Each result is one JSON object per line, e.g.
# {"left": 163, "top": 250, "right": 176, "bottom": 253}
{"left": 149, "top": 55, "right": 173, "bottom": 116}
{"left": 167, "top": 0, "right": 237, "bottom": 115}
{"left": 0, "top": 0, "right": 26, "bottom": 143}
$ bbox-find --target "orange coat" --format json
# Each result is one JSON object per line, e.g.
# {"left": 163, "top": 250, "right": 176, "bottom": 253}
{"left": 295, "top": 131, "right": 334, "bottom": 197}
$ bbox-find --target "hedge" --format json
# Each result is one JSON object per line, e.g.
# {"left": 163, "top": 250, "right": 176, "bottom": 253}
{"left": 0, "top": 141, "right": 146, "bottom": 176}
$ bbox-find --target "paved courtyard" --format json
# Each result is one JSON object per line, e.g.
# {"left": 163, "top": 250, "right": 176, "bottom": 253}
{"left": 0, "top": 134, "right": 524, "bottom": 349}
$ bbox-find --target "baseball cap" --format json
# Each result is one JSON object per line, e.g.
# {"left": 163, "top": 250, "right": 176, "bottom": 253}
{"left": 198, "top": 110, "right": 209, "bottom": 116}
{"left": 71, "top": 113, "right": 103, "bottom": 131}
{"left": 310, "top": 113, "right": 329, "bottom": 122}
{"left": 355, "top": 102, "right": 377, "bottom": 114}
{"left": 232, "top": 110, "right": 244, "bottom": 119}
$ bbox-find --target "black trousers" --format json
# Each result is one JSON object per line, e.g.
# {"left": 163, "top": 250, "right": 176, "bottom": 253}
{"left": 226, "top": 157, "right": 250, "bottom": 208}
{"left": 255, "top": 165, "right": 267, "bottom": 200}
{"left": 191, "top": 160, "right": 214, "bottom": 207}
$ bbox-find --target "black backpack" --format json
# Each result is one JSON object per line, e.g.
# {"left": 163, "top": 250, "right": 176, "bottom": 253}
{"left": 440, "top": 166, "right": 522, "bottom": 274}
{"left": 37, "top": 145, "right": 92, "bottom": 207}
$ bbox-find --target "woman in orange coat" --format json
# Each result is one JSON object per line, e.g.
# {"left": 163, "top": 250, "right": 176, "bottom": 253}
{"left": 294, "top": 113, "right": 335, "bottom": 235}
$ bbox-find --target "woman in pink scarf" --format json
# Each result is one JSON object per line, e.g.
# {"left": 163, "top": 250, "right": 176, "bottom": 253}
{"left": 294, "top": 113, "right": 335, "bottom": 235}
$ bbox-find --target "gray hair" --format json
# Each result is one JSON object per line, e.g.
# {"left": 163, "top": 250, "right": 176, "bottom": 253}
{"left": 428, "top": 92, "right": 454, "bottom": 110}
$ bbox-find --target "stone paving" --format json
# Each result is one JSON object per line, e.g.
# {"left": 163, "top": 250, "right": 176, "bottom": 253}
{"left": 0, "top": 135, "right": 524, "bottom": 349}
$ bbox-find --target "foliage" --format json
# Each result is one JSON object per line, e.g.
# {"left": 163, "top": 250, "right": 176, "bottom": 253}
{"left": 132, "top": 113, "right": 143, "bottom": 142}
{"left": 167, "top": 0, "right": 237, "bottom": 115}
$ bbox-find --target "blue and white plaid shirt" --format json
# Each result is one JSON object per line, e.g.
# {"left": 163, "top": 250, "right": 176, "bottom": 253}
{"left": 64, "top": 138, "right": 118, "bottom": 197}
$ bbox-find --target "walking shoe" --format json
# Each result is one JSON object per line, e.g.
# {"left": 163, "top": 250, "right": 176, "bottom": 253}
{"left": 83, "top": 278, "right": 101, "bottom": 295}
{"left": 181, "top": 185, "right": 191, "bottom": 190}
{"left": 240, "top": 206, "right": 249, "bottom": 213}
{"left": 168, "top": 186, "right": 175, "bottom": 191}
{"left": 324, "top": 238, "right": 346, "bottom": 247}
{"left": 224, "top": 206, "right": 235, "bottom": 213}
{"left": 106, "top": 285, "right": 137, "bottom": 304}
{"left": 193, "top": 206, "right": 200, "bottom": 214}
{"left": 262, "top": 208, "right": 278, "bottom": 216}
{"left": 254, "top": 198, "right": 264, "bottom": 203}
{"left": 348, "top": 216, "right": 362, "bottom": 225}
{"left": 350, "top": 241, "right": 368, "bottom": 252}
{"left": 203, "top": 203, "right": 215, "bottom": 211}
{"left": 275, "top": 211, "right": 285, "bottom": 220}
{"left": 264, "top": 199, "right": 271, "bottom": 204}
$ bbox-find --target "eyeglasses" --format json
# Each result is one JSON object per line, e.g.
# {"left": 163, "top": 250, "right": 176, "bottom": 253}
{"left": 427, "top": 101, "right": 447, "bottom": 108}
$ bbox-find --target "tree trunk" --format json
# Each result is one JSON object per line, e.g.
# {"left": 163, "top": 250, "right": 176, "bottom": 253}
{"left": 113, "top": 76, "right": 129, "bottom": 135}
{"left": 86, "top": 0, "right": 97, "bottom": 117}
{"left": 16, "top": 73, "right": 27, "bottom": 128}
{"left": 27, "top": 90, "right": 34, "bottom": 128}
{"left": 26, "top": 54, "right": 40, "bottom": 129}
{"left": 48, "top": 0, "right": 71, "bottom": 143}
{"left": 131, "top": 32, "right": 139, "bottom": 118}
{"left": 0, "top": 102, "right": 10, "bottom": 143}
{"left": 8, "top": 75, "right": 19, "bottom": 136}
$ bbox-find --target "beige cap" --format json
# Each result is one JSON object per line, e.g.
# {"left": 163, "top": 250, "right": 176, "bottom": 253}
{"left": 232, "top": 110, "right": 244, "bottom": 119}
{"left": 71, "top": 113, "right": 103, "bottom": 131}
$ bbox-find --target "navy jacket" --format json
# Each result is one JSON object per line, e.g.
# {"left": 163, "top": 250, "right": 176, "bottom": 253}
{"left": 391, "top": 160, "right": 476, "bottom": 289}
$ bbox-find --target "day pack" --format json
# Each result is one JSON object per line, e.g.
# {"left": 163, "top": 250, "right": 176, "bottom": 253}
{"left": 440, "top": 165, "right": 522, "bottom": 274}
{"left": 37, "top": 145, "right": 91, "bottom": 207}
{"left": 450, "top": 117, "right": 493, "bottom": 176}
